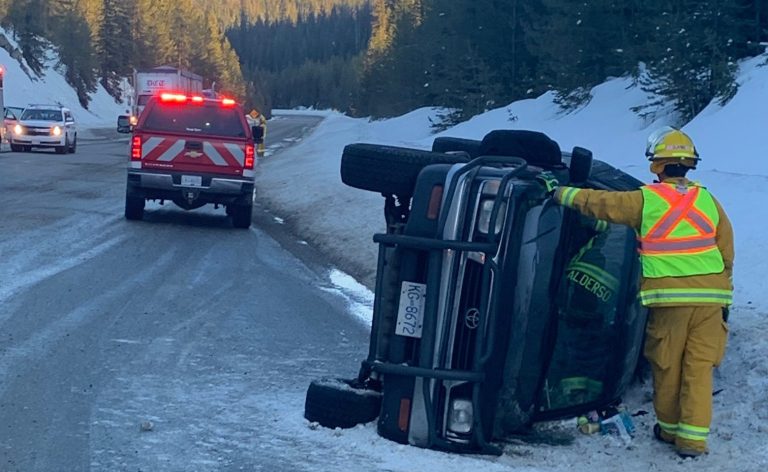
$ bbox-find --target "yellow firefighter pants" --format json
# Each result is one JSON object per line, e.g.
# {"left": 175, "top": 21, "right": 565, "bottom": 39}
{"left": 643, "top": 305, "right": 728, "bottom": 453}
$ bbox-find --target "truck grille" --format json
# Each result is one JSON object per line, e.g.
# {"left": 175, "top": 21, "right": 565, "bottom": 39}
{"left": 450, "top": 259, "right": 485, "bottom": 370}
{"left": 26, "top": 127, "right": 51, "bottom": 136}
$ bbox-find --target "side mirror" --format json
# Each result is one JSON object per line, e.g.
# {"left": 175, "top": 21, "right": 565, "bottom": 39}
{"left": 251, "top": 125, "right": 264, "bottom": 143}
{"left": 569, "top": 146, "right": 593, "bottom": 184}
{"left": 117, "top": 115, "right": 132, "bottom": 134}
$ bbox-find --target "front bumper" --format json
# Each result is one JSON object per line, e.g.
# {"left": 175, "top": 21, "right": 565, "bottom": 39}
{"left": 10, "top": 135, "right": 66, "bottom": 147}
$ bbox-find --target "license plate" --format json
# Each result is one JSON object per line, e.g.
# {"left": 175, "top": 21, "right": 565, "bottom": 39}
{"left": 181, "top": 175, "right": 202, "bottom": 187}
{"left": 396, "top": 281, "right": 426, "bottom": 338}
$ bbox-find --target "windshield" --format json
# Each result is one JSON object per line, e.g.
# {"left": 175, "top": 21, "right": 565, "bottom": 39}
{"left": 20, "top": 109, "right": 63, "bottom": 122}
{"left": 142, "top": 103, "right": 246, "bottom": 138}
{"left": 4, "top": 107, "right": 25, "bottom": 119}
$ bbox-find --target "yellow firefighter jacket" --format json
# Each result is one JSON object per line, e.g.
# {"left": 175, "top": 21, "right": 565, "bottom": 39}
{"left": 553, "top": 177, "right": 734, "bottom": 307}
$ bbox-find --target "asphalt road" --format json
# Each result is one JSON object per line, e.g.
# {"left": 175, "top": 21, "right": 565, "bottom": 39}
{"left": 0, "top": 116, "right": 373, "bottom": 471}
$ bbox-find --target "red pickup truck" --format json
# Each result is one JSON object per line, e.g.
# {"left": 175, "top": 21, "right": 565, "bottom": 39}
{"left": 117, "top": 93, "right": 263, "bottom": 228}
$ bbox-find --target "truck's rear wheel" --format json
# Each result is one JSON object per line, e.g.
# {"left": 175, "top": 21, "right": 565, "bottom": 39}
{"left": 341, "top": 143, "right": 469, "bottom": 197}
{"left": 231, "top": 202, "right": 253, "bottom": 229}
{"left": 125, "top": 195, "right": 145, "bottom": 220}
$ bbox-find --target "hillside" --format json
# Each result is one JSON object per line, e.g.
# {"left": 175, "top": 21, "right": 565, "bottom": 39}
{"left": 0, "top": 28, "right": 123, "bottom": 126}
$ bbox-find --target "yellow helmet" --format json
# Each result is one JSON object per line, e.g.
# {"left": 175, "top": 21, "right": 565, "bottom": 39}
{"left": 645, "top": 127, "right": 699, "bottom": 161}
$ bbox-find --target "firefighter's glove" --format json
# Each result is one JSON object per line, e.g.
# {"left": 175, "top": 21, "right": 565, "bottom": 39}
{"left": 536, "top": 171, "right": 559, "bottom": 197}
{"left": 722, "top": 306, "right": 730, "bottom": 323}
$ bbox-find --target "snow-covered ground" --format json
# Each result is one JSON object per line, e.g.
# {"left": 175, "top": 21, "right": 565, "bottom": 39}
{"left": 257, "top": 54, "right": 768, "bottom": 471}
{"left": 0, "top": 28, "right": 125, "bottom": 127}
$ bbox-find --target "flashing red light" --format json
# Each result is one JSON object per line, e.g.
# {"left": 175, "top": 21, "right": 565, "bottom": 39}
{"left": 191, "top": 96, "right": 204, "bottom": 103}
{"left": 221, "top": 98, "right": 236, "bottom": 106}
{"left": 245, "top": 144, "right": 255, "bottom": 168}
{"left": 131, "top": 136, "right": 142, "bottom": 160}
{"left": 160, "top": 93, "right": 187, "bottom": 103}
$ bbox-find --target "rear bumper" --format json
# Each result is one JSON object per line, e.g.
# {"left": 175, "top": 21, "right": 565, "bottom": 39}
{"left": 127, "top": 171, "right": 254, "bottom": 203}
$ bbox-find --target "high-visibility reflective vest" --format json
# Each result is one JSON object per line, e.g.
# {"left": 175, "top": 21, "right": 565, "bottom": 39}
{"left": 638, "top": 182, "right": 731, "bottom": 305}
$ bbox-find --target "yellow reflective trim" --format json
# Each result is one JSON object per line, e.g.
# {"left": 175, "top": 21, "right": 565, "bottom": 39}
{"left": 679, "top": 423, "right": 709, "bottom": 434}
{"left": 658, "top": 420, "right": 678, "bottom": 433}
{"left": 677, "top": 430, "right": 708, "bottom": 441}
{"left": 561, "top": 187, "right": 579, "bottom": 207}
{"left": 639, "top": 288, "right": 732, "bottom": 306}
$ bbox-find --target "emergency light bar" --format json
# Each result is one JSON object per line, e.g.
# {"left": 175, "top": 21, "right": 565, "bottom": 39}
{"left": 158, "top": 92, "right": 236, "bottom": 107}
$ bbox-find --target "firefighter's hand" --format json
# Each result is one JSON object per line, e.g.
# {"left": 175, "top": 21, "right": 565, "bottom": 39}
{"left": 536, "top": 171, "right": 559, "bottom": 196}
{"left": 722, "top": 306, "right": 730, "bottom": 322}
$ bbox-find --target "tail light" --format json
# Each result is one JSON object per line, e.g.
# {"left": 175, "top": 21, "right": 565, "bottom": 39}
{"left": 191, "top": 96, "right": 204, "bottom": 103}
{"left": 221, "top": 98, "right": 236, "bottom": 107}
{"left": 131, "top": 136, "right": 142, "bottom": 161}
{"left": 245, "top": 143, "right": 255, "bottom": 168}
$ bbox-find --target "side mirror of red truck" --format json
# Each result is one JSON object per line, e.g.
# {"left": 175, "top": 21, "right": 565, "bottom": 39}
{"left": 117, "top": 115, "right": 133, "bottom": 134}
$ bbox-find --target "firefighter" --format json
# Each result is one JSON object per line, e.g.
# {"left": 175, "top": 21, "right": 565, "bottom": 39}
{"left": 538, "top": 127, "right": 734, "bottom": 458}
{"left": 248, "top": 109, "right": 267, "bottom": 157}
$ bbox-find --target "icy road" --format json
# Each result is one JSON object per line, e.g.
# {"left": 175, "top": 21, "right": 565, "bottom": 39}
{"left": 0, "top": 117, "right": 378, "bottom": 471}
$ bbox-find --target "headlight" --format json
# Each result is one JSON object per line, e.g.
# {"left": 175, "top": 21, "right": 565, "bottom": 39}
{"left": 14, "top": 124, "right": 23, "bottom": 135}
{"left": 477, "top": 199, "right": 506, "bottom": 234}
{"left": 52, "top": 126, "right": 62, "bottom": 136}
{"left": 447, "top": 399, "right": 473, "bottom": 434}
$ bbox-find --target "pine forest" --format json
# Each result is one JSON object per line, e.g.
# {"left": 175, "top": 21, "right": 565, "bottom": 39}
{"left": 1, "top": 0, "right": 767, "bottom": 124}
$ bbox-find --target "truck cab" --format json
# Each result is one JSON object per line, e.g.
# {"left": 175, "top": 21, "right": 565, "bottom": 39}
{"left": 118, "top": 93, "right": 263, "bottom": 228}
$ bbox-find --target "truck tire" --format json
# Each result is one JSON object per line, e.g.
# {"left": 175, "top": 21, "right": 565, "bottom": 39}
{"left": 341, "top": 143, "right": 470, "bottom": 197}
{"left": 431, "top": 137, "right": 482, "bottom": 157}
{"left": 55, "top": 137, "right": 68, "bottom": 154}
{"left": 124, "top": 195, "right": 145, "bottom": 220}
{"left": 479, "top": 130, "right": 562, "bottom": 167}
{"left": 231, "top": 202, "right": 253, "bottom": 229}
{"left": 68, "top": 135, "right": 77, "bottom": 154}
{"left": 304, "top": 377, "right": 382, "bottom": 429}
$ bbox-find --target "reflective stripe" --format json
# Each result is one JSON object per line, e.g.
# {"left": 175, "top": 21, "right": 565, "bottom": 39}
{"left": 639, "top": 288, "right": 732, "bottom": 305}
{"left": 157, "top": 139, "right": 187, "bottom": 162}
{"left": 658, "top": 420, "right": 678, "bottom": 435}
{"left": 203, "top": 142, "right": 228, "bottom": 166}
{"left": 677, "top": 423, "right": 709, "bottom": 441}
{"left": 560, "top": 187, "right": 580, "bottom": 207}
{"left": 639, "top": 236, "right": 717, "bottom": 253}
{"left": 223, "top": 142, "right": 245, "bottom": 165}
{"left": 141, "top": 136, "right": 164, "bottom": 157}
{"left": 687, "top": 209, "right": 715, "bottom": 234}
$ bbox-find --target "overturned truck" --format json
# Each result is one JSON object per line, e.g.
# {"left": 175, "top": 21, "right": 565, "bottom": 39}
{"left": 305, "top": 130, "right": 648, "bottom": 454}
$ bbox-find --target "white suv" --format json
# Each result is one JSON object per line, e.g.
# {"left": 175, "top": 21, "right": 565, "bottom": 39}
{"left": 10, "top": 105, "right": 77, "bottom": 154}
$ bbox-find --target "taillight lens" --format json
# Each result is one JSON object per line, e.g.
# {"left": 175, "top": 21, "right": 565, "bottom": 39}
{"left": 131, "top": 136, "right": 142, "bottom": 160}
{"left": 245, "top": 144, "right": 255, "bottom": 168}
{"left": 221, "top": 98, "right": 236, "bottom": 106}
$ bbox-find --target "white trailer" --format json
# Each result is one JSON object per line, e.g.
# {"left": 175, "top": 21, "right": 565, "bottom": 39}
{"left": 130, "top": 66, "right": 204, "bottom": 120}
